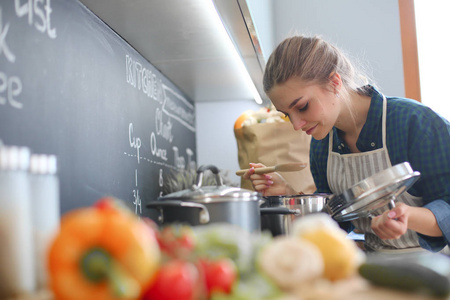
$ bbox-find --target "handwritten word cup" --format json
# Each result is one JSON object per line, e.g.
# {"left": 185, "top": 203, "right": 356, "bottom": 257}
{"left": 128, "top": 123, "right": 142, "bottom": 164}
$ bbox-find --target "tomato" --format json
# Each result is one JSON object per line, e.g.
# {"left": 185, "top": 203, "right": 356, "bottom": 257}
{"left": 158, "top": 225, "right": 196, "bottom": 259}
{"left": 93, "top": 196, "right": 133, "bottom": 216}
{"left": 200, "top": 258, "right": 238, "bottom": 297}
{"left": 143, "top": 260, "right": 199, "bottom": 300}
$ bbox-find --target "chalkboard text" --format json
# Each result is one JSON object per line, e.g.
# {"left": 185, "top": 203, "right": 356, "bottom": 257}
{"left": 0, "top": 71, "right": 22, "bottom": 109}
{"left": 155, "top": 108, "right": 173, "bottom": 143}
{"left": 150, "top": 132, "right": 168, "bottom": 161}
{"left": 14, "top": 0, "right": 56, "bottom": 39}
{"left": 0, "top": 8, "right": 16, "bottom": 63}
{"left": 128, "top": 123, "right": 142, "bottom": 164}
{"left": 126, "top": 54, "right": 162, "bottom": 102}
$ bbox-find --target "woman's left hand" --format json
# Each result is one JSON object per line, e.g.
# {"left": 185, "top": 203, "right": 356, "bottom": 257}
{"left": 371, "top": 202, "right": 410, "bottom": 240}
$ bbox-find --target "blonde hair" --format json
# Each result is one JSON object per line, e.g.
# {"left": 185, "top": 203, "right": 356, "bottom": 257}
{"left": 263, "top": 36, "right": 370, "bottom": 96}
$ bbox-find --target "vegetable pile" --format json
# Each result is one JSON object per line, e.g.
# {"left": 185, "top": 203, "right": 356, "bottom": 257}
{"left": 47, "top": 197, "right": 366, "bottom": 300}
{"left": 234, "top": 107, "right": 288, "bottom": 129}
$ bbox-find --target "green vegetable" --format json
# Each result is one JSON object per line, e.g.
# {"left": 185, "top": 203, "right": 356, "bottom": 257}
{"left": 358, "top": 253, "right": 450, "bottom": 297}
{"left": 193, "top": 224, "right": 272, "bottom": 277}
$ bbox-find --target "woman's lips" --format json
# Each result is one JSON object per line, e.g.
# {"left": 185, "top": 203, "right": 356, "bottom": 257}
{"left": 305, "top": 124, "right": 318, "bottom": 135}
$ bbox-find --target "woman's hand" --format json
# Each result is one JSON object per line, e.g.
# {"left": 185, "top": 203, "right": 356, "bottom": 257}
{"left": 371, "top": 202, "right": 442, "bottom": 240}
{"left": 371, "top": 203, "right": 409, "bottom": 240}
{"left": 242, "top": 163, "right": 296, "bottom": 196}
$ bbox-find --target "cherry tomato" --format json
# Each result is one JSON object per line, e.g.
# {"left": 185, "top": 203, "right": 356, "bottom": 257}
{"left": 143, "top": 260, "right": 199, "bottom": 300}
{"left": 158, "top": 225, "right": 196, "bottom": 259}
{"left": 200, "top": 258, "right": 238, "bottom": 297}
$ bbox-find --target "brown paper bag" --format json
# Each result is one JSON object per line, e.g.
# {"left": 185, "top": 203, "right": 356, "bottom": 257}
{"left": 234, "top": 122, "right": 316, "bottom": 194}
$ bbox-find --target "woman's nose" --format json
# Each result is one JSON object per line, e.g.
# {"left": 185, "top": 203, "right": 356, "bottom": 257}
{"left": 290, "top": 116, "right": 307, "bottom": 131}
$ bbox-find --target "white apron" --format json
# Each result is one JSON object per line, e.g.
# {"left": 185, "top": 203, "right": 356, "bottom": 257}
{"left": 327, "top": 95, "right": 424, "bottom": 251}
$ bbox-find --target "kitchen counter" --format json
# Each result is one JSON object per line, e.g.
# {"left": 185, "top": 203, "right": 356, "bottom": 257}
{"left": 5, "top": 284, "right": 449, "bottom": 300}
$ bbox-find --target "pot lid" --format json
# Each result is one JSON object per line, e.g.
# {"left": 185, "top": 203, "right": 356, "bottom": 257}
{"left": 159, "top": 165, "right": 261, "bottom": 203}
{"left": 327, "top": 162, "right": 420, "bottom": 222}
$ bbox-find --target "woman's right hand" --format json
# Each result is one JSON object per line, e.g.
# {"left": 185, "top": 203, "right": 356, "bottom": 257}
{"left": 242, "top": 163, "right": 296, "bottom": 196}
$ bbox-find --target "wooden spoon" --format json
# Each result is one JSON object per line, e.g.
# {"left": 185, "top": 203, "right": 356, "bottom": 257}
{"left": 236, "top": 162, "right": 307, "bottom": 176}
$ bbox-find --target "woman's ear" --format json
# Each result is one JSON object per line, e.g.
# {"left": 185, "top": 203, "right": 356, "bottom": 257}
{"left": 329, "top": 72, "right": 342, "bottom": 94}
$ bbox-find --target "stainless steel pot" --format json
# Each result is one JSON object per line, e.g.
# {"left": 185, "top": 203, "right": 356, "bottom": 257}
{"left": 260, "top": 194, "right": 331, "bottom": 236}
{"left": 146, "top": 165, "right": 263, "bottom": 233}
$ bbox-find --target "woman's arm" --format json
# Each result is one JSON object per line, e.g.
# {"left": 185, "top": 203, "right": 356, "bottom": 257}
{"left": 381, "top": 100, "right": 450, "bottom": 250}
{"left": 371, "top": 202, "right": 443, "bottom": 240}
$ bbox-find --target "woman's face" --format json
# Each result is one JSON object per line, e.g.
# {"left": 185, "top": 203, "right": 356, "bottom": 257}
{"left": 268, "top": 77, "right": 341, "bottom": 140}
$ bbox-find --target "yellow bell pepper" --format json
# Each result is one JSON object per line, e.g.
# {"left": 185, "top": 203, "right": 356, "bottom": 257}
{"left": 47, "top": 197, "right": 161, "bottom": 300}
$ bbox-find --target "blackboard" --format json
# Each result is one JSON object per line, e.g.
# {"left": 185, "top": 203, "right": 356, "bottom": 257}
{"left": 0, "top": 0, "right": 197, "bottom": 220}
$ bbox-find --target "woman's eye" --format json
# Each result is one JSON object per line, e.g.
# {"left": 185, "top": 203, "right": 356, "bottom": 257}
{"left": 298, "top": 102, "right": 309, "bottom": 112}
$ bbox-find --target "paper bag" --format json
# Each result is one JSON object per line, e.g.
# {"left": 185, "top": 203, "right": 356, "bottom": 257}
{"left": 234, "top": 122, "right": 316, "bottom": 194}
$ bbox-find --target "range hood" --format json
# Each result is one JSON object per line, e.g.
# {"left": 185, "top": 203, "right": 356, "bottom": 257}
{"left": 78, "top": 0, "right": 268, "bottom": 104}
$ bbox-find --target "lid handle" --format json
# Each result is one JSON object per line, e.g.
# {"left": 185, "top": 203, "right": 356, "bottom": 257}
{"left": 193, "top": 165, "right": 223, "bottom": 189}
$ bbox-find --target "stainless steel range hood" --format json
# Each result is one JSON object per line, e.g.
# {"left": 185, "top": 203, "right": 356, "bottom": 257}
{"left": 212, "top": 0, "right": 267, "bottom": 103}
{"left": 78, "top": 0, "right": 268, "bottom": 104}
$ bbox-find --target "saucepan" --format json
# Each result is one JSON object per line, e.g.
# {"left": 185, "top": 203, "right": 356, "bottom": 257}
{"left": 146, "top": 165, "right": 299, "bottom": 233}
{"left": 260, "top": 194, "right": 332, "bottom": 236}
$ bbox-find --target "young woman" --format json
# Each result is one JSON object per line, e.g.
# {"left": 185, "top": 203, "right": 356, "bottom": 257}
{"left": 243, "top": 36, "right": 449, "bottom": 253}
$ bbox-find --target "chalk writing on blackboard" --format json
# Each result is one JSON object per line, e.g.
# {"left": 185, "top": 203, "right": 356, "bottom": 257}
{"left": 133, "top": 169, "right": 142, "bottom": 214}
{"left": 14, "top": 0, "right": 56, "bottom": 39}
{"left": 162, "top": 85, "right": 195, "bottom": 132}
{"left": 125, "top": 54, "right": 162, "bottom": 102}
{"left": 1, "top": 0, "right": 197, "bottom": 218}
{"left": 0, "top": 8, "right": 16, "bottom": 63}
{"left": 128, "top": 123, "right": 142, "bottom": 164}
{"left": 0, "top": 7, "right": 22, "bottom": 108}
{"left": 155, "top": 108, "right": 173, "bottom": 143}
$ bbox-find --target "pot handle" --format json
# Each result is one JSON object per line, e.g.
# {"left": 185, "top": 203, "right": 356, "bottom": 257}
{"left": 194, "top": 165, "right": 223, "bottom": 189}
{"left": 260, "top": 207, "right": 301, "bottom": 215}
{"left": 146, "top": 200, "right": 210, "bottom": 224}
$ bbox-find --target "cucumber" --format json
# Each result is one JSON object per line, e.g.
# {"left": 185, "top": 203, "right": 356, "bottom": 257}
{"left": 359, "top": 255, "right": 450, "bottom": 297}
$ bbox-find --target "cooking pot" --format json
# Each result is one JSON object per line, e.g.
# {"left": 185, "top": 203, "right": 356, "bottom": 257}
{"left": 146, "top": 165, "right": 263, "bottom": 233}
{"left": 260, "top": 194, "right": 331, "bottom": 236}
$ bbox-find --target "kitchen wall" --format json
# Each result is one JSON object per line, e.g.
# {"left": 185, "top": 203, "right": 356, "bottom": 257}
{"left": 196, "top": 0, "right": 405, "bottom": 186}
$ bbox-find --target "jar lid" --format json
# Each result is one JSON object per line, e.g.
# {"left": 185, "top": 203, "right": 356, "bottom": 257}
{"left": 159, "top": 165, "right": 260, "bottom": 203}
{"left": 0, "top": 146, "right": 30, "bottom": 171}
{"left": 30, "top": 154, "right": 58, "bottom": 175}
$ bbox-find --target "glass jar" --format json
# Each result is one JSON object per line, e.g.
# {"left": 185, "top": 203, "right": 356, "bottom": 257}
{"left": 29, "top": 154, "right": 60, "bottom": 289}
{"left": 0, "top": 146, "right": 35, "bottom": 298}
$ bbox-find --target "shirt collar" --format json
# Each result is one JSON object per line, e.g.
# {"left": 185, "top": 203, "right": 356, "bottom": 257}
{"left": 331, "top": 85, "right": 384, "bottom": 152}
{"left": 360, "top": 85, "right": 384, "bottom": 139}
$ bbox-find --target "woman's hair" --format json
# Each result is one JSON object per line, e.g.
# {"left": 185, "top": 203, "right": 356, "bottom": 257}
{"left": 263, "top": 36, "right": 370, "bottom": 96}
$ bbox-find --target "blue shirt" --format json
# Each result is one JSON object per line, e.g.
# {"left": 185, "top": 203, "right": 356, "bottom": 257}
{"left": 310, "top": 86, "right": 450, "bottom": 252}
